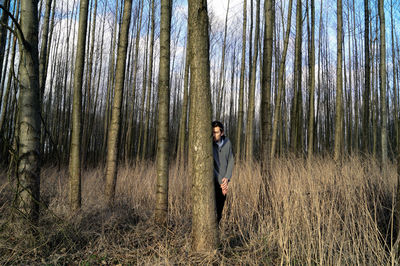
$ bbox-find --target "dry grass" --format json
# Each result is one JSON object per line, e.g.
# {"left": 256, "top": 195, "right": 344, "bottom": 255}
{"left": 0, "top": 155, "right": 398, "bottom": 264}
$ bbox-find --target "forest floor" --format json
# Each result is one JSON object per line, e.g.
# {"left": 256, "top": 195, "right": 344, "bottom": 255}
{"left": 0, "top": 156, "right": 398, "bottom": 264}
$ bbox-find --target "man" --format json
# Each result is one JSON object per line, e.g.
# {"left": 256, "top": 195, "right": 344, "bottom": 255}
{"left": 212, "top": 121, "right": 234, "bottom": 223}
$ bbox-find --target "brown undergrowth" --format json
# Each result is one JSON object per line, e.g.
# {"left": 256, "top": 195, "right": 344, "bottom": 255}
{"left": 0, "top": 156, "right": 397, "bottom": 264}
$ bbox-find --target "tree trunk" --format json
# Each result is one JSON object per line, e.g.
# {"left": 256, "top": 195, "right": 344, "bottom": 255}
{"left": 245, "top": 0, "right": 260, "bottom": 160}
{"left": 334, "top": 0, "right": 343, "bottom": 162}
{"left": 125, "top": 0, "right": 144, "bottom": 163}
{"left": 38, "top": 0, "right": 52, "bottom": 100}
{"left": 0, "top": 35, "right": 16, "bottom": 135}
{"left": 395, "top": 0, "right": 400, "bottom": 253}
{"left": 188, "top": 0, "right": 219, "bottom": 252}
{"left": 351, "top": 0, "right": 359, "bottom": 152}
{"left": 271, "top": 0, "right": 293, "bottom": 158}
{"left": 155, "top": 0, "right": 172, "bottom": 225}
{"left": 290, "top": 0, "right": 303, "bottom": 154}
{"left": 261, "top": 0, "right": 274, "bottom": 163}
{"left": 0, "top": 0, "right": 10, "bottom": 87}
{"left": 307, "top": 0, "right": 315, "bottom": 161}
{"left": 69, "top": 0, "right": 89, "bottom": 211}
{"left": 362, "top": 0, "right": 370, "bottom": 153}
{"left": 136, "top": 12, "right": 151, "bottom": 162}
{"left": 105, "top": 0, "right": 133, "bottom": 205}
{"left": 216, "top": 0, "right": 230, "bottom": 120}
{"left": 389, "top": 0, "right": 397, "bottom": 157}
{"left": 142, "top": 0, "right": 155, "bottom": 161}
{"left": 177, "top": 36, "right": 190, "bottom": 167}
{"left": 372, "top": 35, "right": 378, "bottom": 158}
{"left": 236, "top": 0, "right": 247, "bottom": 161}
{"left": 102, "top": 0, "right": 120, "bottom": 159}
{"left": 38, "top": 0, "right": 53, "bottom": 157}
{"left": 82, "top": 0, "right": 98, "bottom": 166}
{"left": 378, "top": 0, "right": 387, "bottom": 167}
{"left": 16, "top": 0, "right": 41, "bottom": 225}
{"left": 87, "top": 0, "right": 107, "bottom": 164}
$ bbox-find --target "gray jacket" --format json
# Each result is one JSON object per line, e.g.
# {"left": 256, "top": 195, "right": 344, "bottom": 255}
{"left": 213, "top": 136, "right": 234, "bottom": 184}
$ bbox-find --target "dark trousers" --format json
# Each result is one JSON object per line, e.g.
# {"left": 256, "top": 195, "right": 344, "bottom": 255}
{"left": 214, "top": 180, "right": 227, "bottom": 223}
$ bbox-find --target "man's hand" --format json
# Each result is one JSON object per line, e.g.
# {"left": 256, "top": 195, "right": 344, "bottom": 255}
{"left": 221, "top": 178, "right": 229, "bottom": 196}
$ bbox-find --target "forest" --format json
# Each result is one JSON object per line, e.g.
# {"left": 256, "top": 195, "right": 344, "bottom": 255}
{"left": 1, "top": 0, "right": 400, "bottom": 264}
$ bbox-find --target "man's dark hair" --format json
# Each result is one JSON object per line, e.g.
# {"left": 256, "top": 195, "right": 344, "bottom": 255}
{"left": 212, "top": 121, "right": 224, "bottom": 132}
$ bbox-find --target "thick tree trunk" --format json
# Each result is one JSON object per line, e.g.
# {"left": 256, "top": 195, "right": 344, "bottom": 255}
{"left": 105, "top": 0, "right": 133, "bottom": 205}
{"left": 261, "top": 0, "right": 274, "bottom": 163}
{"left": 188, "top": 0, "right": 219, "bottom": 252}
{"left": 155, "top": 0, "right": 172, "bottom": 225}
{"left": 16, "top": 0, "right": 41, "bottom": 225}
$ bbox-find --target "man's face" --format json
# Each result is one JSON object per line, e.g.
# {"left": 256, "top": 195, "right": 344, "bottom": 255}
{"left": 213, "top": 126, "right": 224, "bottom": 142}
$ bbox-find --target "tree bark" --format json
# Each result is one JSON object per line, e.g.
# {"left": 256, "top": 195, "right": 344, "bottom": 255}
{"left": 155, "top": 0, "right": 172, "bottom": 225}
{"left": 236, "top": 0, "right": 247, "bottom": 161}
{"left": 362, "top": 0, "right": 370, "bottom": 153}
{"left": 105, "top": 0, "right": 133, "bottom": 205}
{"left": 142, "top": 0, "right": 155, "bottom": 161}
{"left": 38, "top": 0, "right": 52, "bottom": 100}
{"left": 351, "top": 0, "right": 359, "bottom": 152}
{"left": 216, "top": 0, "right": 230, "bottom": 120}
{"left": 307, "top": 0, "right": 315, "bottom": 161}
{"left": 0, "top": 35, "right": 16, "bottom": 135}
{"left": 334, "top": 0, "right": 344, "bottom": 162}
{"left": 245, "top": 0, "right": 260, "bottom": 160}
{"left": 82, "top": 0, "right": 98, "bottom": 166}
{"left": 69, "top": 0, "right": 89, "bottom": 212}
{"left": 177, "top": 36, "right": 190, "bottom": 167}
{"left": 188, "top": 0, "right": 219, "bottom": 252}
{"left": 125, "top": 0, "right": 144, "bottom": 163}
{"left": 290, "top": 0, "right": 303, "bottom": 154}
{"left": 0, "top": 0, "right": 10, "bottom": 88}
{"left": 16, "top": 0, "right": 41, "bottom": 225}
{"left": 102, "top": 0, "right": 120, "bottom": 159}
{"left": 378, "top": 0, "right": 387, "bottom": 167}
{"left": 136, "top": 12, "right": 150, "bottom": 162}
{"left": 271, "top": 0, "right": 293, "bottom": 158}
{"left": 261, "top": 0, "right": 274, "bottom": 163}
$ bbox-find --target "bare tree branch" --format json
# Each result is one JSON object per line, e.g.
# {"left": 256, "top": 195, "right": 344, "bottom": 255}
{"left": 0, "top": 4, "right": 27, "bottom": 47}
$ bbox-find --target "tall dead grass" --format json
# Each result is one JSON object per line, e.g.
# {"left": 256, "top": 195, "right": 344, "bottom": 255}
{"left": 0, "top": 155, "right": 397, "bottom": 264}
